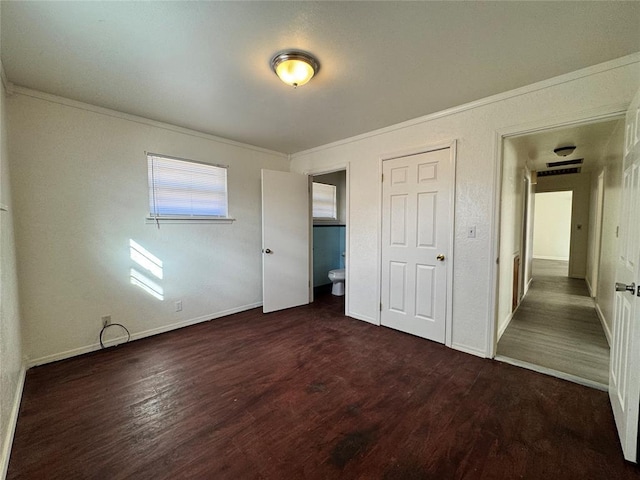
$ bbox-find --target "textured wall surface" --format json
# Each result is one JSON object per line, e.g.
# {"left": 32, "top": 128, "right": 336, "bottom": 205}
{"left": 0, "top": 81, "right": 25, "bottom": 474}
{"left": 9, "top": 93, "right": 289, "bottom": 364}
{"left": 536, "top": 173, "right": 592, "bottom": 279}
{"left": 533, "top": 191, "right": 573, "bottom": 260}
{"left": 291, "top": 59, "right": 640, "bottom": 357}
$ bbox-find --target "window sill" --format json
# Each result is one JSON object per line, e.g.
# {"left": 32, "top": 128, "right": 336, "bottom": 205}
{"left": 146, "top": 216, "right": 236, "bottom": 225}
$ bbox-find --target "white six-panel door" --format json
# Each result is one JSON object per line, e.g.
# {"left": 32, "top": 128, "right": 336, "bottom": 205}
{"left": 380, "top": 147, "right": 453, "bottom": 343}
{"left": 610, "top": 87, "right": 640, "bottom": 462}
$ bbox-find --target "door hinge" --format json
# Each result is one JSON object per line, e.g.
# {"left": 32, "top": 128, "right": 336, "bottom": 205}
{"left": 496, "top": 257, "right": 500, "bottom": 265}
{"left": 380, "top": 302, "right": 383, "bottom": 311}
{"left": 381, "top": 173, "right": 384, "bottom": 182}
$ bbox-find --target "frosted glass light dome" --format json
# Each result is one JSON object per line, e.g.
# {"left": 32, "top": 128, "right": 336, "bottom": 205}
{"left": 271, "top": 51, "right": 320, "bottom": 87}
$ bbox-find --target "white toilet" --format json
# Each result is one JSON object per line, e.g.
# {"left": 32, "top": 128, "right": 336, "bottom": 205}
{"left": 328, "top": 269, "right": 345, "bottom": 296}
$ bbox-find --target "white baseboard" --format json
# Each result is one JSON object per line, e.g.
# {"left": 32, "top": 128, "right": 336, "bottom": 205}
{"left": 595, "top": 302, "right": 612, "bottom": 347}
{"left": 1, "top": 364, "right": 26, "bottom": 480}
{"left": 497, "top": 312, "right": 514, "bottom": 341}
{"left": 585, "top": 276, "right": 594, "bottom": 297}
{"left": 347, "top": 311, "right": 379, "bottom": 326}
{"left": 26, "top": 302, "right": 263, "bottom": 368}
{"left": 533, "top": 255, "right": 569, "bottom": 261}
{"left": 452, "top": 342, "right": 487, "bottom": 358}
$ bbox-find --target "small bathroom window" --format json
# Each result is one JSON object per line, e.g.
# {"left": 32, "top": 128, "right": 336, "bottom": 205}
{"left": 312, "top": 182, "right": 337, "bottom": 220}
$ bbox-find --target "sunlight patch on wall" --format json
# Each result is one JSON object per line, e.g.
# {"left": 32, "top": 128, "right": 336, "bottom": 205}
{"left": 129, "top": 239, "right": 164, "bottom": 300}
{"left": 130, "top": 239, "right": 163, "bottom": 279}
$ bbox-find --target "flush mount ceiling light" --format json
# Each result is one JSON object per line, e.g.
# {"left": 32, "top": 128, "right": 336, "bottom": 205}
{"left": 553, "top": 145, "right": 577, "bottom": 157}
{"left": 271, "top": 50, "right": 320, "bottom": 88}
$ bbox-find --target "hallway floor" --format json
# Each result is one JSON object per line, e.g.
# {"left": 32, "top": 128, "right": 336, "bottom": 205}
{"left": 497, "top": 259, "right": 610, "bottom": 389}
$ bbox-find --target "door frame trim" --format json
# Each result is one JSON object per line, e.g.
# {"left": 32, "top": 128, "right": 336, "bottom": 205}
{"left": 303, "top": 162, "right": 351, "bottom": 316}
{"left": 378, "top": 140, "right": 457, "bottom": 347}
{"left": 489, "top": 103, "right": 628, "bottom": 358}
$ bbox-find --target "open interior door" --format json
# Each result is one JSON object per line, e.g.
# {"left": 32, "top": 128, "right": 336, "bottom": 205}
{"left": 261, "top": 169, "right": 310, "bottom": 313}
{"left": 610, "top": 87, "right": 640, "bottom": 462}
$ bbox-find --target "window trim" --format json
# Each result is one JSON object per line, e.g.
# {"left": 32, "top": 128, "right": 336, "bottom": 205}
{"left": 312, "top": 181, "right": 338, "bottom": 221}
{"left": 146, "top": 152, "right": 234, "bottom": 223}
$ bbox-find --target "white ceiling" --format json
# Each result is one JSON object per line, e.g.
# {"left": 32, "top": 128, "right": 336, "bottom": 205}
{"left": 1, "top": 1, "right": 639, "bottom": 154}
{"left": 506, "top": 118, "right": 623, "bottom": 174}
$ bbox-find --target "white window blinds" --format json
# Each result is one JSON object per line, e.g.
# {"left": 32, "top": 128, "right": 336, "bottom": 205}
{"left": 147, "top": 153, "right": 228, "bottom": 218}
{"left": 312, "top": 182, "right": 337, "bottom": 219}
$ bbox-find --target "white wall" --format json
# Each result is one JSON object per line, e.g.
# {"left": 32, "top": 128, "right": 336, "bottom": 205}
{"left": 533, "top": 191, "right": 573, "bottom": 260}
{"left": 591, "top": 119, "right": 625, "bottom": 342}
{"left": 535, "top": 173, "right": 591, "bottom": 278}
{"left": 0, "top": 80, "right": 25, "bottom": 475}
{"left": 497, "top": 140, "right": 526, "bottom": 338}
{"left": 290, "top": 57, "right": 639, "bottom": 357}
{"left": 8, "top": 92, "right": 289, "bottom": 365}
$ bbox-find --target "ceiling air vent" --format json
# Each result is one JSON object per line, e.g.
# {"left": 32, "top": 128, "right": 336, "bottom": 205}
{"left": 537, "top": 167, "right": 581, "bottom": 177}
{"left": 546, "top": 158, "right": 584, "bottom": 168}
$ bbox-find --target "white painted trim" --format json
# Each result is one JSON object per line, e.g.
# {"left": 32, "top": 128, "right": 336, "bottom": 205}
{"left": 1, "top": 364, "right": 26, "bottom": 480}
{"left": 586, "top": 276, "right": 594, "bottom": 297}
{"left": 10, "top": 86, "right": 287, "bottom": 158}
{"left": 445, "top": 141, "right": 457, "bottom": 348}
{"left": 497, "top": 311, "right": 513, "bottom": 341}
{"left": 497, "top": 279, "right": 528, "bottom": 342}
{"left": 533, "top": 255, "right": 570, "bottom": 261}
{"left": 498, "top": 106, "right": 628, "bottom": 140}
{"left": 490, "top": 104, "right": 630, "bottom": 359}
{"left": 347, "top": 311, "right": 378, "bottom": 326}
{"left": 452, "top": 342, "right": 487, "bottom": 359}
{"left": 524, "top": 277, "right": 533, "bottom": 296}
{"left": 26, "top": 302, "right": 262, "bottom": 368}
{"left": 378, "top": 140, "right": 457, "bottom": 344}
{"left": 306, "top": 162, "right": 351, "bottom": 317}
{"left": 495, "top": 355, "right": 608, "bottom": 392}
{"left": 488, "top": 130, "right": 504, "bottom": 358}
{"left": 595, "top": 302, "right": 613, "bottom": 347}
{"left": 292, "top": 53, "right": 640, "bottom": 159}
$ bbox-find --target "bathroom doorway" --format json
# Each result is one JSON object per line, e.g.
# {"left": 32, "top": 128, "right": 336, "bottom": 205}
{"left": 311, "top": 168, "right": 348, "bottom": 313}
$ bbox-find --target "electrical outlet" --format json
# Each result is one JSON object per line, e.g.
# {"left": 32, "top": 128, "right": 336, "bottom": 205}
{"left": 175, "top": 300, "right": 183, "bottom": 312}
{"left": 101, "top": 315, "right": 111, "bottom": 328}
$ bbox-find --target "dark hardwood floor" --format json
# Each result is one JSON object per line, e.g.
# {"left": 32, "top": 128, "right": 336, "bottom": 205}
{"left": 8, "top": 293, "right": 640, "bottom": 479}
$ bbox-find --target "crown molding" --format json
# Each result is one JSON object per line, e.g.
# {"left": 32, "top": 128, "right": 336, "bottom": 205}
{"left": 9, "top": 85, "right": 287, "bottom": 158}
{"left": 292, "top": 52, "right": 640, "bottom": 158}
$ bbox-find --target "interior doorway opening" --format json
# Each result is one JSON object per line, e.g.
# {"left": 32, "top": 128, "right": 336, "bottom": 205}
{"left": 532, "top": 190, "right": 573, "bottom": 277}
{"left": 494, "top": 115, "right": 625, "bottom": 390}
{"left": 311, "top": 169, "right": 348, "bottom": 314}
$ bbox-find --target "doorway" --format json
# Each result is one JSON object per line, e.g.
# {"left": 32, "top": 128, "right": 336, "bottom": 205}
{"left": 532, "top": 190, "right": 573, "bottom": 276}
{"left": 495, "top": 117, "right": 623, "bottom": 389}
{"left": 311, "top": 169, "right": 348, "bottom": 313}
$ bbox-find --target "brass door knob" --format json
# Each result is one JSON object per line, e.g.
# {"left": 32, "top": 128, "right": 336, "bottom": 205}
{"left": 436, "top": 254, "right": 445, "bottom": 261}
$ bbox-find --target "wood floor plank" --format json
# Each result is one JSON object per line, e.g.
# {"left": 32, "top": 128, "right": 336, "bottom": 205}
{"left": 497, "top": 259, "right": 610, "bottom": 386}
{"left": 8, "top": 292, "right": 639, "bottom": 479}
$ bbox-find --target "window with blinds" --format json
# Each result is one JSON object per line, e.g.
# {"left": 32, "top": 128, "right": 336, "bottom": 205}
{"left": 147, "top": 153, "right": 228, "bottom": 219}
{"left": 312, "top": 182, "right": 337, "bottom": 219}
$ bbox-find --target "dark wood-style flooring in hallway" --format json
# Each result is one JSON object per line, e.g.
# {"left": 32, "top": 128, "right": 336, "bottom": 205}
{"left": 8, "top": 293, "right": 639, "bottom": 479}
{"left": 497, "top": 259, "right": 610, "bottom": 388}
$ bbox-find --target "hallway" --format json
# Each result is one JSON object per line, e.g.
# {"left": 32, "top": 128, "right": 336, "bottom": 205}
{"left": 497, "top": 259, "right": 610, "bottom": 389}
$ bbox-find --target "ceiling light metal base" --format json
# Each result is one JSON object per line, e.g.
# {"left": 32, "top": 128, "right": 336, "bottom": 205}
{"left": 271, "top": 50, "right": 320, "bottom": 87}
